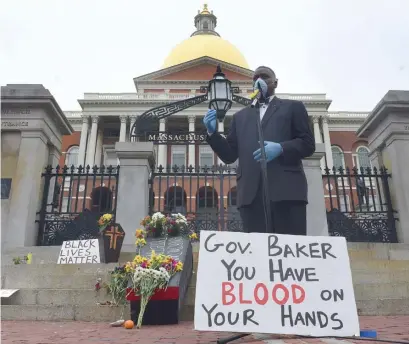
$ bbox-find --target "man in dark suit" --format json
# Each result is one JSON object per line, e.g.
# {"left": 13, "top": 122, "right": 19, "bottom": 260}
{"left": 204, "top": 66, "right": 315, "bottom": 235}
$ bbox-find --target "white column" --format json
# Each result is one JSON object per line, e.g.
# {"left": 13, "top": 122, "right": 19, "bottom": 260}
{"left": 312, "top": 115, "right": 322, "bottom": 143}
{"left": 188, "top": 115, "right": 196, "bottom": 166}
{"left": 158, "top": 119, "right": 167, "bottom": 167}
{"left": 322, "top": 114, "right": 333, "bottom": 170}
{"left": 119, "top": 115, "right": 128, "bottom": 142}
{"left": 78, "top": 115, "right": 89, "bottom": 166}
{"left": 86, "top": 116, "right": 99, "bottom": 166}
{"left": 217, "top": 121, "right": 225, "bottom": 165}
{"left": 312, "top": 115, "right": 325, "bottom": 171}
{"left": 129, "top": 115, "right": 137, "bottom": 142}
{"left": 94, "top": 129, "right": 103, "bottom": 166}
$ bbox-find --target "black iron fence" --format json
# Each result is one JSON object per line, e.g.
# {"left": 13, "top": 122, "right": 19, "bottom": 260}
{"left": 36, "top": 165, "right": 120, "bottom": 246}
{"left": 35, "top": 162, "right": 398, "bottom": 245}
{"left": 150, "top": 164, "right": 398, "bottom": 242}
{"left": 324, "top": 166, "right": 398, "bottom": 242}
{"left": 149, "top": 164, "right": 243, "bottom": 233}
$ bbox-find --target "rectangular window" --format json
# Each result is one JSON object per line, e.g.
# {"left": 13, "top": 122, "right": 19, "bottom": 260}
{"left": 199, "top": 146, "right": 214, "bottom": 167}
{"left": 171, "top": 146, "right": 186, "bottom": 167}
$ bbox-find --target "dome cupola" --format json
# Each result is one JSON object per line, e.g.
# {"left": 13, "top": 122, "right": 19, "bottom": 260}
{"left": 162, "top": 4, "right": 249, "bottom": 69}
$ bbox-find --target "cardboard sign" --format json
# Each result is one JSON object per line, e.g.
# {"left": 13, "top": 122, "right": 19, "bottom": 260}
{"left": 194, "top": 231, "right": 360, "bottom": 337}
{"left": 57, "top": 239, "right": 100, "bottom": 264}
{"left": 0, "top": 289, "right": 19, "bottom": 298}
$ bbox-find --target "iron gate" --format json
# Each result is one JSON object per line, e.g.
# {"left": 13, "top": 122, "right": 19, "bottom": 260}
{"left": 148, "top": 164, "right": 244, "bottom": 233}
{"left": 36, "top": 164, "right": 120, "bottom": 245}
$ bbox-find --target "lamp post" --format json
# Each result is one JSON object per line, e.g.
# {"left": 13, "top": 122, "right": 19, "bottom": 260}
{"left": 207, "top": 65, "right": 233, "bottom": 122}
{"left": 129, "top": 65, "right": 251, "bottom": 140}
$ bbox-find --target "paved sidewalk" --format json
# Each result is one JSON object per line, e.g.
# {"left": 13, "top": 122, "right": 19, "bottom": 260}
{"left": 1, "top": 317, "right": 409, "bottom": 344}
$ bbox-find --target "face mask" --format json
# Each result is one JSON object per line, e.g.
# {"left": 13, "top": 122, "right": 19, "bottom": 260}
{"left": 253, "top": 78, "right": 268, "bottom": 98}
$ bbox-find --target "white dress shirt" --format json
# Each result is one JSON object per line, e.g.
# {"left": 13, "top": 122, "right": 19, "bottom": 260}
{"left": 207, "top": 95, "right": 275, "bottom": 136}
{"left": 259, "top": 95, "right": 275, "bottom": 122}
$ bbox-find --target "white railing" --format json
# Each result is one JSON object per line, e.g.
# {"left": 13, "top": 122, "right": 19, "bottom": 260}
{"left": 83, "top": 93, "right": 194, "bottom": 100}
{"left": 82, "top": 92, "right": 328, "bottom": 101}
{"left": 328, "top": 112, "right": 369, "bottom": 118}
{"left": 278, "top": 93, "right": 327, "bottom": 100}
{"left": 64, "top": 111, "right": 82, "bottom": 117}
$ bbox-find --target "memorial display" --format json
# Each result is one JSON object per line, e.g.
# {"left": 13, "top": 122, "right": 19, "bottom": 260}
{"left": 105, "top": 212, "right": 196, "bottom": 327}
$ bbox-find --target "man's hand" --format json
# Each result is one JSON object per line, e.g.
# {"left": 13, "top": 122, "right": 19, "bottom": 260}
{"left": 253, "top": 141, "right": 283, "bottom": 163}
{"left": 203, "top": 109, "right": 217, "bottom": 134}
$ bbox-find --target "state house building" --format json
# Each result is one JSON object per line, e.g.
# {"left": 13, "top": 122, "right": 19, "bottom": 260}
{"left": 59, "top": 5, "right": 373, "bottom": 218}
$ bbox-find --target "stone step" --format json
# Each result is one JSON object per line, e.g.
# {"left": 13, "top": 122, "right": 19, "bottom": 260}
{"left": 3, "top": 243, "right": 409, "bottom": 265}
{"left": 191, "top": 259, "right": 409, "bottom": 271}
{"left": 1, "top": 263, "right": 117, "bottom": 289}
{"left": 183, "top": 282, "right": 409, "bottom": 307}
{"left": 0, "top": 304, "right": 130, "bottom": 322}
{"left": 351, "top": 269, "right": 409, "bottom": 284}
{"left": 3, "top": 271, "right": 111, "bottom": 289}
{"left": 346, "top": 243, "right": 409, "bottom": 260}
{"left": 353, "top": 282, "right": 409, "bottom": 300}
{"left": 356, "top": 298, "right": 409, "bottom": 315}
{"left": 1, "top": 245, "right": 137, "bottom": 266}
{"left": 187, "top": 265, "right": 409, "bottom": 290}
{"left": 2, "top": 262, "right": 119, "bottom": 276}
{"left": 349, "top": 259, "right": 409, "bottom": 270}
{"left": 1, "top": 288, "right": 112, "bottom": 306}
{"left": 179, "top": 298, "right": 409, "bottom": 321}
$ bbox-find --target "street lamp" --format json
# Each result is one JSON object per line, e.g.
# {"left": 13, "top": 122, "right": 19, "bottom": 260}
{"left": 207, "top": 65, "right": 233, "bottom": 122}
{"left": 130, "top": 65, "right": 251, "bottom": 140}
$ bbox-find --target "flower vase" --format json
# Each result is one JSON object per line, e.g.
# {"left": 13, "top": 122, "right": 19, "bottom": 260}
{"left": 167, "top": 226, "right": 179, "bottom": 237}
{"left": 151, "top": 225, "right": 163, "bottom": 238}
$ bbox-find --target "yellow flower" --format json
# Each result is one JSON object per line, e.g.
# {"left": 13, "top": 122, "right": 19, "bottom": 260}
{"left": 135, "top": 238, "right": 147, "bottom": 247}
{"left": 102, "top": 213, "right": 113, "bottom": 221}
{"left": 133, "top": 255, "right": 147, "bottom": 264}
{"left": 135, "top": 229, "right": 145, "bottom": 238}
{"left": 175, "top": 261, "right": 183, "bottom": 272}
{"left": 189, "top": 232, "right": 198, "bottom": 240}
{"left": 124, "top": 261, "right": 136, "bottom": 273}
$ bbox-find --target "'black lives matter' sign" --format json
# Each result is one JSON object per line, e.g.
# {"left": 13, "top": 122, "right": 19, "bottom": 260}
{"left": 57, "top": 239, "right": 100, "bottom": 264}
{"left": 194, "top": 231, "right": 360, "bottom": 337}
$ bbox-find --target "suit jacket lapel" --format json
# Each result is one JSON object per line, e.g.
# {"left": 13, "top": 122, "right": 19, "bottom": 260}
{"left": 261, "top": 97, "right": 281, "bottom": 129}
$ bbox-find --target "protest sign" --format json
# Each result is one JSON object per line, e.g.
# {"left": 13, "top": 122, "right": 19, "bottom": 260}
{"left": 194, "top": 231, "right": 360, "bottom": 337}
{"left": 57, "top": 239, "right": 100, "bottom": 264}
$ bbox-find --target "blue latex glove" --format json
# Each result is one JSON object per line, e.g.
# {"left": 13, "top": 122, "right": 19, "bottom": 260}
{"left": 253, "top": 141, "right": 283, "bottom": 163}
{"left": 203, "top": 109, "right": 217, "bottom": 134}
{"left": 254, "top": 78, "right": 268, "bottom": 98}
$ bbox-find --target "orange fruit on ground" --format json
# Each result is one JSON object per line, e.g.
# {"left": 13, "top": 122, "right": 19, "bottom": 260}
{"left": 124, "top": 320, "right": 134, "bottom": 329}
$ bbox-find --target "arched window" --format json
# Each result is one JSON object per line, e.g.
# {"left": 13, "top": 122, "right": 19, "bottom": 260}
{"left": 331, "top": 146, "right": 345, "bottom": 171}
{"left": 65, "top": 146, "right": 79, "bottom": 166}
{"left": 356, "top": 146, "right": 371, "bottom": 170}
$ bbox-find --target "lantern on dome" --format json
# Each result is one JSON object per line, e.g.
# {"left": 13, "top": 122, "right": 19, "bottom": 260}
{"left": 207, "top": 65, "right": 233, "bottom": 122}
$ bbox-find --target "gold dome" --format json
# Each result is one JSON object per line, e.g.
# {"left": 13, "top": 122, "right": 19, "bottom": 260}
{"left": 162, "top": 34, "right": 249, "bottom": 69}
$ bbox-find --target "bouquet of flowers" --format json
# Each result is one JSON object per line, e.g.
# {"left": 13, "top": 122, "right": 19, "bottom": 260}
{"left": 164, "top": 213, "right": 188, "bottom": 237}
{"left": 188, "top": 230, "right": 199, "bottom": 242}
{"left": 130, "top": 251, "right": 183, "bottom": 328}
{"left": 104, "top": 265, "right": 133, "bottom": 319}
{"left": 135, "top": 228, "right": 147, "bottom": 254}
{"left": 98, "top": 213, "right": 113, "bottom": 233}
{"left": 140, "top": 212, "right": 166, "bottom": 237}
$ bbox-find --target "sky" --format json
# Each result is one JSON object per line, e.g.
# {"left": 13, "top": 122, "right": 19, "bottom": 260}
{"left": 1, "top": 0, "right": 408, "bottom": 112}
